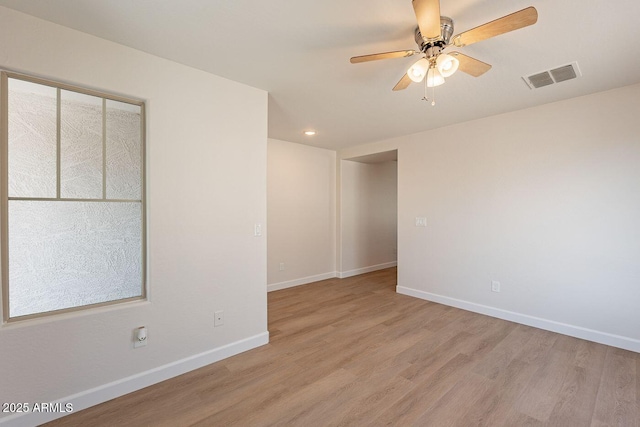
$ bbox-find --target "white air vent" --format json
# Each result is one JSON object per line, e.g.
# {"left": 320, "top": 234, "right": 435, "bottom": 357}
{"left": 523, "top": 61, "right": 581, "bottom": 89}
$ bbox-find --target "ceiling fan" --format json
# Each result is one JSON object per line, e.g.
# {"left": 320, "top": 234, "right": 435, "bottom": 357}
{"left": 350, "top": 0, "right": 538, "bottom": 96}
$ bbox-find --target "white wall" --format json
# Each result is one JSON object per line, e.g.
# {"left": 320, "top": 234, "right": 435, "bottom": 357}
{"left": 340, "top": 160, "right": 397, "bottom": 277}
{"left": 339, "top": 83, "right": 640, "bottom": 352}
{"left": 267, "top": 139, "right": 336, "bottom": 291}
{"left": 0, "top": 7, "right": 268, "bottom": 425}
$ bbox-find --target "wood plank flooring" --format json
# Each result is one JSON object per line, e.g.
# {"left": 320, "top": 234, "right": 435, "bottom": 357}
{"left": 46, "top": 268, "right": 639, "bottom": 426}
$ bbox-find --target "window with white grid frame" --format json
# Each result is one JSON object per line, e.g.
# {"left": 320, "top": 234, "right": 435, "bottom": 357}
{"left": 1, "top": 72, "right": 146, "bottom": 322}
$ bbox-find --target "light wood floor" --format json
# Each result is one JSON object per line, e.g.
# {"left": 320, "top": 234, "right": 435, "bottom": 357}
{"left": 47, "top": 267, "right": 639, "bottom": 426}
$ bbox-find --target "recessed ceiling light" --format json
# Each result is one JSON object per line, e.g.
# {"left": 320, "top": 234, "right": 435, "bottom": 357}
{"left": 304, "top": 130, "right": 316, "bottom": 136}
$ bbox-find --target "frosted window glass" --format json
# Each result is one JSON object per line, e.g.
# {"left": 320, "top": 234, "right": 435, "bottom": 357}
{"left": 8, "top": 79, "right": 57, "bottom": 198}
{"left": 106, "top": 100, "right": 141, "bottom": 200}
{"left": 60, "top": 90, "right": 103, "bottom": 199}
{"left": 8, "top": 201, "right": 142, "bottom": 318}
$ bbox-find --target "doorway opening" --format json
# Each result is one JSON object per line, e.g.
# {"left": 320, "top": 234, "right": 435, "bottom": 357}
{"left": 338, "top": 150, "right": 398, "bottom": 280}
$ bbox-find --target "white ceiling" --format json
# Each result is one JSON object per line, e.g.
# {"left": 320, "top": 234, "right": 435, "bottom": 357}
{"left": 1, "top": 0, "right": 639, "bottom": 150}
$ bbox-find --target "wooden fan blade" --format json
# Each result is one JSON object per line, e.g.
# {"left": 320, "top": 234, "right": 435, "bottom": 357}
{"left": 450, "top": 52, "right": 492, "bottom": 77}
{"left": 452, "top": 7, "right": 538, "bottom": 47}
{"left": 350, "top": 50, "right": 416, "bottom": 64}
{"left": 413, "top": 0, "right": 441, "bottom": 40}
{"left": 393, "top": 73, "right": 412, "bottom": 91}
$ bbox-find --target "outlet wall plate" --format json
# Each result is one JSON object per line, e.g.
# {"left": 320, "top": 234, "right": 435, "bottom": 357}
{"left": 214, "top": 311, "right": 224, "bottom": 327}
{"left": 491, "top": 281, "right": 501, "bottom": 293}
{"left": 134, "top": 327, "right": 147, "bottom": 348}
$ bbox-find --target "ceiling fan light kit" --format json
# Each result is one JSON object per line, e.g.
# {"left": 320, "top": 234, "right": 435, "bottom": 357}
{"left": 436, "top": 53, "right": 459, "bottom": 77}
{"left": 408, "top": 58, "right": 430, "bottom": 82}
{"left": 350, "top": 1, "right": 538, "bottom": 104}
{"left": 426, "top": 68, "right": 445, "bottom": 87}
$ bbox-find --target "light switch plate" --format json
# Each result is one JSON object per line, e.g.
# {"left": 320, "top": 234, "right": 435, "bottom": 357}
{"left": 415, "top": 217, "right": 427, "bottom": 227}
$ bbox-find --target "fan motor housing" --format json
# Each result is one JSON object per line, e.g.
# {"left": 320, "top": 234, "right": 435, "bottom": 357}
{"left": 440, "top": 17, "right": 454, "bottom": 44}
{"left": 415, "top": 16, "right": 454, "bottom": 55}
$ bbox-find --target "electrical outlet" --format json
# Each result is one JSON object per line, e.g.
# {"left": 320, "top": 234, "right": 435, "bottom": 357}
{"left": 491, "top": 281, "right": 501, "bottom": 293}
{"left": 214, "top": 311, "right": 224, "bottom": 327}
{"left": 279, "top": 262, "right": 285, "bottom": 271}
{"left": 134, "top": 326, "right": 147, "bottom": 348}
{"left": 254, "top": 223, "right": 262, "bottom": 237}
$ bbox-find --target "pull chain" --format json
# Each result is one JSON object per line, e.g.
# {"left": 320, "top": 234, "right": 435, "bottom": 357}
{"left": 422, "top": 76, "right": 428, "bottom": 103}
{"left": 421, "top": 73, "right": 436, "bottom": 106}
{"left": 431, "top": 82, "right": 436, "bottom": 106}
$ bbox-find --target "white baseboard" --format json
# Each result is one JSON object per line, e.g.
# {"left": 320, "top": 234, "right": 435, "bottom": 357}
{"left": 268, "top": 263, "right": 399, "bottom": 292}
{"left": 338, "top": 261, "right": 397, "bottom": 279}
{"left": 397, "top": 286, "right": 640, "bottom": 354}
{"left": 0, "top": 332, "right": 269, "bottom": 427}
{"left": 268, "top": 272, "right": 337, "bottom": 292}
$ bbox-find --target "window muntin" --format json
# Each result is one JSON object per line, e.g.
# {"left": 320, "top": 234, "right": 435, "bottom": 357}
{"left": 1, "top": 72, "right": 146, "bottom": 321}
